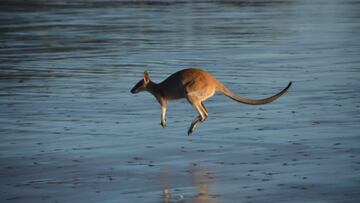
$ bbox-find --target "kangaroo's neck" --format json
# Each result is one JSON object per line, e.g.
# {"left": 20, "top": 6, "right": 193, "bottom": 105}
{"left": 147, "top": 80, "right": 163, "bottom": 100}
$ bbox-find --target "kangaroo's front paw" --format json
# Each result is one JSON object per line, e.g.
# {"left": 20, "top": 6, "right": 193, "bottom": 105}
{"left": 161, "top": 120, "right": 166, "bottom": 128}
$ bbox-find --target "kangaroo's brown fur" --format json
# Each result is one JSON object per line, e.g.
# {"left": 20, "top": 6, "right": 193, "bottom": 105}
{"left": 131, "top": 68, "right": 292, "bottom": 135}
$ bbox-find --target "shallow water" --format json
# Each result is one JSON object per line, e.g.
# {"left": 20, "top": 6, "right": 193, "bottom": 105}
{"left": 1, "top": 0, "right": 360, "bottom": 202}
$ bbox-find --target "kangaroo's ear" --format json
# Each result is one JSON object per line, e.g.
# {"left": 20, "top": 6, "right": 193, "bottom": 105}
{"left": 144, "top": 71, "right": 150, "bottom": 83}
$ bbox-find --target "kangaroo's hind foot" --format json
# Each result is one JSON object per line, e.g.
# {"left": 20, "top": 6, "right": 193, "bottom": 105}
{"left": 187, "top": 115, "right": 207, "bottom": 135}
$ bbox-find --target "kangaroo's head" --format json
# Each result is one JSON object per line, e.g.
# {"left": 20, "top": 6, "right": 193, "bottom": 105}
{"left": 131, "top": 71, "right": 151, "bottom": 94}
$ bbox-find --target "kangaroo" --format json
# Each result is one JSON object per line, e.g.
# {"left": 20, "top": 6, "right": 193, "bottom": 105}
{"left": 131, "top": 68, "right": 292, "bottom": 135}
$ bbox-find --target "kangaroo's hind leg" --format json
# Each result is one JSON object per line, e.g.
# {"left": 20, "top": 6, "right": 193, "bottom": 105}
{"left": 201, "top": 102, "right": 208, "bottom": 118}
{"left": 184, "top": 81, "right": 213, "bottom": 135}
{"left": 188, "top": 115, "right": 202, "bottom": 135}
{"left": 186, "top": 98, "right": 208, "bottom": 135}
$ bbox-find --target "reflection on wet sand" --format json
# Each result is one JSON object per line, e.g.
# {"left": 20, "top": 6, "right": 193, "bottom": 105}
{"left": 162, "top": 168, "right": 171, "bottom": 203}
{"left": 162, "top": 164, "right": 217, "bottom": 203}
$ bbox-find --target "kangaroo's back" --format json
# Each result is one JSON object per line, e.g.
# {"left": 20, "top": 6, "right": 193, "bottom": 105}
{"left": 158, "top": 68, "right": 219, "bottom": 100}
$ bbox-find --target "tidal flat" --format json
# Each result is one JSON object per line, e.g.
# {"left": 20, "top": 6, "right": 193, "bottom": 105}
{"left": 1, "top": 0, "right": 360, "bottom": 202}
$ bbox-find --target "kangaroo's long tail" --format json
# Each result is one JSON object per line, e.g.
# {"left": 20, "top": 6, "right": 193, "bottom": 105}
{"left": 217, "top": 81, "right": 292, "bottom": 105}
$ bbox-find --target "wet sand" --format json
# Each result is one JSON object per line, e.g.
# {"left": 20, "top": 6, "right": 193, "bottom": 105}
{"left": 1, "top": 0, "right": 360, "bottom": 202}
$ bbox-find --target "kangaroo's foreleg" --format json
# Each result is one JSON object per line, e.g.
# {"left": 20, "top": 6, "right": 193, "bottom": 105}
{"left": 161, "top": 105, "right": 167, "bottom": 128}
{"left": 157, "top": 97, "right": 167, "bottom": 128}
{"left": 160, "top": 102, "right": 167, "bottom": 128}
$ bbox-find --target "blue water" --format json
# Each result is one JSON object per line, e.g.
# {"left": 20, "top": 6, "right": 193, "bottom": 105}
{"left": 1, "top": 0, "right": 360, "bottom": 202}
